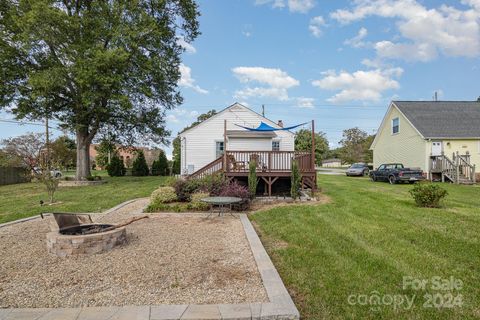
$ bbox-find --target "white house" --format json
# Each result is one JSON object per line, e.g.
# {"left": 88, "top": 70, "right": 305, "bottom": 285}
{"left": 179, "top": 102, "right": 295, "bottom": 176}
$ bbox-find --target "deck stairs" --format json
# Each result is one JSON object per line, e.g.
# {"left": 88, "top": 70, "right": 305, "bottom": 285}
{"left": 430, "top": 152, "right": 476, "bottom": 184}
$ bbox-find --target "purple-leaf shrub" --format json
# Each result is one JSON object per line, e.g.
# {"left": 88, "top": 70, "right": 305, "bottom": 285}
{"left": 219, "top": 181, "right": 250, "bottom": 199}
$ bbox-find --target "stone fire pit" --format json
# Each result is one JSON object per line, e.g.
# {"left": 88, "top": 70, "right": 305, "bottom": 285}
{"left": 46, "top": 224, "right": 126, "bottom": 257}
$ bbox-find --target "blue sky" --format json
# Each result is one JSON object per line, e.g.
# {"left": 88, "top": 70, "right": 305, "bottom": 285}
{"left": 2, "top": 0, "right": 480, "bottom": 158}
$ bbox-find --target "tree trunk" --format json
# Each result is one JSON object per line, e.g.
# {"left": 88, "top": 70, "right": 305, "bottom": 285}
{"left": 76, "top": 129, "right": 92, "bottom": 180}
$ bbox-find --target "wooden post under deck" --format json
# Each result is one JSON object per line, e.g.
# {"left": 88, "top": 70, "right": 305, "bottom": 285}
{"left": 311, "top": 120, "right": 315, "bottom": 171}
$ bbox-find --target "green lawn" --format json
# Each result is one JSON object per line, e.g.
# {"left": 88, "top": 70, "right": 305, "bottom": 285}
{"left": 251, "top": 175, "right": 480, "bottom": 319}
{"left": 0, "top": 176, "right": 167, "bottom": 224}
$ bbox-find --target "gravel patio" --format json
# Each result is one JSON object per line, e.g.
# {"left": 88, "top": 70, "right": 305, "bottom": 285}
{"left": 0, "top": 199, "right": 268, "bottom": 308}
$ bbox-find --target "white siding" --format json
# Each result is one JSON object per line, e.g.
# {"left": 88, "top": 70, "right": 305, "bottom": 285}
{"left": 228, "top": 138, "right": 272, "bottom": 151}
{"left": 179, "top": 103, "right": 295, "bottom": 175}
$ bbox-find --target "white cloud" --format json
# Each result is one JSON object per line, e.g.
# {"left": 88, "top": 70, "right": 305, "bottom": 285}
{"left": 295, "top": 97, "right": 315, "bottom": 108}
{"left": 288, "top": 0, "right": 315, "bottom": 13}
{"left": 374, "top": 41, "right": 437, "bottom": 62}
{"left": 331, "top": 0, "right": 480, "bottom": 61}
{"left": 178, "top": 64, "right": 208, "bottom": 94}
{"left": 174, "top": 108, "right": 199, "bottom": 118}
{"left": 255, "top": 0, "right": 315, "bottom": 13}
{"left": 232, "top": 66, "right": 299, "bottom": 101}
{"left": 309, "top": 16, "right": 326, "bottom": 37}
{"left": 312, "top": 67, "right": 403, "bottom": 103}
{"left": 176, "top": 37, "right": 196, "bottom": 54}
{"left": 344, "top": 27, "right": 368, "bottom": 48}
{"left": 167, "top": 114, "right": 180, "bottom": 123}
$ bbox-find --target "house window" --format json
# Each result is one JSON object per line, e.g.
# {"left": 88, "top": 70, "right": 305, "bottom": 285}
{"left": 392, "top": 117, "right": 400, "bottom": 134}
{"left": 272, "top": 141, "right": 280, "bottom": 151}
{"left": 215, "top": 141, "right": 224, "bottom": 158}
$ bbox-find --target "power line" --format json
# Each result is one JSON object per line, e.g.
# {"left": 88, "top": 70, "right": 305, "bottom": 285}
{"left": 0, "top": 118, "right": 56, "bottom": 129}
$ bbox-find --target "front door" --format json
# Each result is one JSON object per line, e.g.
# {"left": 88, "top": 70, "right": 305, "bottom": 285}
{"left": 432, "top": 141, "right": 443, "bottom": 156}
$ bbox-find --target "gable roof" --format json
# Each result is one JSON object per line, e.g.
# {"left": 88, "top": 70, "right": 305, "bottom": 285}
{"left": 393, "top": 101, "right": 480, "bottom": 139}
{"left": 179, "top": 102, "right": 294, "bottom": 137}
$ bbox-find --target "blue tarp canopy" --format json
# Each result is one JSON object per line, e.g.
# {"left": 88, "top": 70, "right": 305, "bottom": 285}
{"left": 235, "top": 121, "right": 307, "bottom": 132}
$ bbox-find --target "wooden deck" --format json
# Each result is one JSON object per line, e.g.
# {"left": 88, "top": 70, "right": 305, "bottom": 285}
{"left": 188, "top": 150, "right": 317, "bottom": 195}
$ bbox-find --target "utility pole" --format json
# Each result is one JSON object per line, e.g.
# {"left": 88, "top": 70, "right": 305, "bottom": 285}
{"left": 45, "top": 111, "right": 50, "bottom": 171}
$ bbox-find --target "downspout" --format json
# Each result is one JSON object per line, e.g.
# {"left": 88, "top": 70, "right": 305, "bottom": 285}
{"left": 182, "top": 137, "right": 187, "bottom": 175}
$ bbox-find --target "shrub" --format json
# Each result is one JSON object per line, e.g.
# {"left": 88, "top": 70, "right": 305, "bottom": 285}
{"left": 188, "top": 192, "right": 210, "bottom": 211}
{"left": 199, "top": 173, "right": 228, "bottom": 196}
{"left": 291, "top": 160, "right": 301, "bottom": 200}
{"left": 174, "top": 178, "right": 200, "bottom": 202}
{"left": 164, "top": 176, "right": 179, "bottom": 187}
{"left": 220, "top": 181, "right": 250, "bottom": 199}
{"left": 132, "top": 150, "right": 149, "bottom": 176}
{"left": 151, "top": 186, "right": 177, "bottom": 204}
{"left": 409, "top": 183, "right": 448, "bottom": 208}
{"left": 248, "top": 160, "right": 258, "bottom": 197}
{"left": 151, "top": 150, "right": 169, "bottom": 176}
{"left": 107, "top": 154, "right": 126, "bottom": 177}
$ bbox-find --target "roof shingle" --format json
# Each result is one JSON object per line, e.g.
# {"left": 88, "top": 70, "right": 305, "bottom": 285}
{"left": 393, "top": 101, "right": 480, "bottom": 138}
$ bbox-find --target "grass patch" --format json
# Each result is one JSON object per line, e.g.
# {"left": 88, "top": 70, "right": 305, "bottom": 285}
{"left": 0, "top": 176, "right": 169, "bottom": 223}
{"left": 251, "top": 175, "right": 480, "bottom": 319}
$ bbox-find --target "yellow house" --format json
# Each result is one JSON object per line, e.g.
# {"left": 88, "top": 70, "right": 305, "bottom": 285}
{"left": 370, "top": 101, "right": 480, "bottom": 184}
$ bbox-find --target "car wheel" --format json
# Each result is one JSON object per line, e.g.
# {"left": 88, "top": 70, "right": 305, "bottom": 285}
{"left": 363, "top": 169, "right": 369, "bottom": 176}
{"left": 388, "top": 175, "right": 396, "bottom": 184}
{"left": 409, "top": 181, "right": 415, "bottom": 184}
{"left": 370, "top": 174, "right": 376, "bottom": 182}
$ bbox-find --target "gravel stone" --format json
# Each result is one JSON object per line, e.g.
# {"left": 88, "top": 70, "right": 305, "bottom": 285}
{"left": 0, "top": 199, "right": 267, "bottom": 308}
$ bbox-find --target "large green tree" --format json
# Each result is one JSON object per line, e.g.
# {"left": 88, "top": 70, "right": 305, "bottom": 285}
{"left": 339, "top": 127, "right": 374, "bottom": 164}
{"left": 294, "top": 129, "right": 329, "bottom": 165}
{"left": 50, "top": 136, "right": 76, "bottom": 169}
{"left": 0, "top": 0, "right": 200, "bottom": 180}
{"left": 94, "top": 139, "right": 116, "bottom": 169}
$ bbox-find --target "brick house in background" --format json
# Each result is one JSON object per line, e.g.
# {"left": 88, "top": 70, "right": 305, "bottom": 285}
{"left": 89, "top": 145, "right": 161, "bottom": 170}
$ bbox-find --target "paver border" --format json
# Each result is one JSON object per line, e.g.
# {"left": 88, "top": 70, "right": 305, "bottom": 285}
{"left": 0, "top": 205, "right": 300, "bottom": 320}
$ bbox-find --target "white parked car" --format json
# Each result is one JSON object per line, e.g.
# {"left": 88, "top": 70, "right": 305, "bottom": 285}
{"left": 33, "top": 167, "right": 63, "bottom": 178}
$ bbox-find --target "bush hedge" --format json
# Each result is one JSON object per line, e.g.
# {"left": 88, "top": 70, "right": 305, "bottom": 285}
{"left": 188, "top": 192, "right": 210, "bottom": 211}
{"left": 132, "top": 150, "right": 149, "bottom": 176}
{"left": 107, "top": 154, "right": 126, "bottom": 177}
{"left": 150, "top": 186, "right": 177, "bottom": 205}
{"left": 409, "top": 183, "right": 448, "bottom": 208}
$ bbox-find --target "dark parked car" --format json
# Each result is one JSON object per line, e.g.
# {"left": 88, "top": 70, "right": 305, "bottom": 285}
{"left": 346, "top": 163, "right": 370, "bottom": 176}
{"left": 370, "top": 163, "right": 425, "bottom": 184}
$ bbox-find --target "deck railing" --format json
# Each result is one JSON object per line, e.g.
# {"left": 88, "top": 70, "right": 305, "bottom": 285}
{"left": 225, "top": 151, "right": 314, "bottom": 173}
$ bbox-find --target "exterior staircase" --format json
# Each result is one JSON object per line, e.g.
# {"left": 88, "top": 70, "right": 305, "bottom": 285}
{"left": 187, "top": 156, "right": 224, "bottom": 180}
{"left": 430, "top": 152, "right": 476, "bottom": 184}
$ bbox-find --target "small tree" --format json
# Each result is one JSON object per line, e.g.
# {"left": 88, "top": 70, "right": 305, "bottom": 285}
{"left": 50, "top": 136, "right": 76, "bottom": 170}
{"left": 132, "top": 150, "right": 149, "bottom": 176}
{"left": 107, "top": 154, "right": 126, "bottom": 177}
{"left": 1, "top": 133, "right": 45, "bottom": 169}
{"left": 248, "top": 160, "right": 258, "bottom": 197}
{"left": 38, "top": 166, "right": 60, "bottom": 204}
{"left": 291, "top": 160, "right": 301, "bottom": 200}
{"left": 152, "top": 150, "right": 168, "bottom": 176}
{"left": 95, "top": 139, "right": 117, "bottom": 169}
